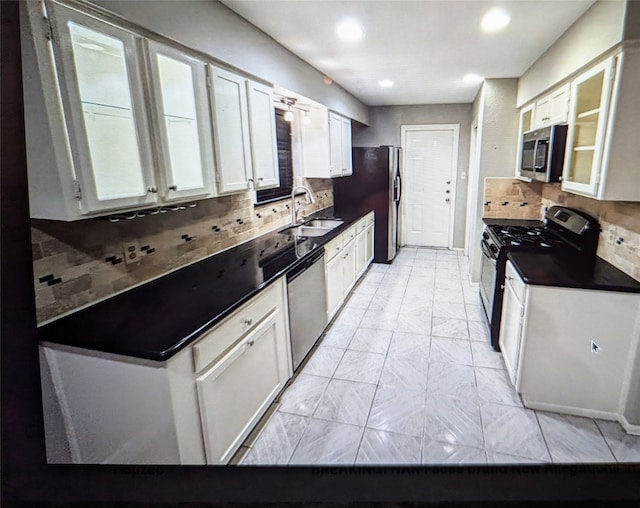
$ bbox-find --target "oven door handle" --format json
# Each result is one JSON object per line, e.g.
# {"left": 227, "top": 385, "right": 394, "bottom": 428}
{"left": 480, "top": 240, "right": 497, "bottom": 263}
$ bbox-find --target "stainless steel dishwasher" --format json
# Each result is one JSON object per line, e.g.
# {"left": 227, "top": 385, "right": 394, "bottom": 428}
{"left": 286, "top": 248, "right": 327, "bottom": 370}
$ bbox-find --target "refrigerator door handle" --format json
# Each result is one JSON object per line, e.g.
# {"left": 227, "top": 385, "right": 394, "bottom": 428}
{"left": 394, "top": 175, "right": 402, "bottom": 203}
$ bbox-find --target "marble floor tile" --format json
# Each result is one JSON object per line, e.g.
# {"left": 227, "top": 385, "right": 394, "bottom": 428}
{"left": 415, "top": 249, "right": 437, "bottom": 259}
{"left": 375, "top": 282, "right": 408, "bottom": 299}
{"left": 333, "top": 349, "right": 386, "bottom": 385}
{"left": 395, "top": 312, "right": 431, "bottom": 335}
{"left": 356, "top": 428, "right": 422, "bottom": 465}
{"left": 353, "top": 281, "right": 379, "bottom": 296}
{"left": 386, "top": 265, "right": 413, "bottom": 276}
{"left": 467, "top": 320, "right": 490, "bottom": 342}
{"left": 422, "top": 441, "right": 487, "bottom": 465}
{"left": 434, "top": 289, "right": 465, "bottom": 304}
{"left": 348, "top": 327, "right": 393, "bottom": 354}
{"left": 345, "top": 292, "right": 374, "bottom": 310}
{"left": 411, "top": 266, "right": 436, "bottom": 277}
{"left": 480, "top": 402, "right": 551, "bottom": 461}
{"left": 470, "top": 341, "right": 505, "bottom": 370}
{"left": 289, "top": 419, "right": 363, "bottom": 465}
{"left": 432, "top": 301, "right": 467, "bottom": 320}
{"left": 360, "top": 308, "right": 400, "bottom": 331}
{"left": 368, "top": 294, "right": 403, "bottom": 313}
{"left": 368, "top": 263, "right": 389, "bottom": 273}
{"left": 429, "top": 337, "right": 473, "bottom": 366}
{"left": 424, "top": 394, "right": 484, "bottom": 448}
{"left": 278, "top": 374, "right": 331, "bottom": 417}
{"left": 366, "top": 385, "right": 427, "bottom": 437}
{"left": 379, "top": 354, "right": 429, "bottom": 391}
{"left": 431, "top": 317, "right": 469, "bottom": 339}
{"left": 406, "top": 274, "right": 435, "bottom": 288}
{"left": 427, "top": 362, "right": 477, "bottom": 401}
{"left": 321, "top": 323, "right": 357, "bottom": 349}
{"left": 399, "top": 295, "right": 433, "bottom": 316}
{"left": 387, "top": 332, "right": 430, "bottom": 359}
{"left": 434, "top": 268, "right": 461, "bottom": 280}
{"left": 403, "top": 285, "right": 435, "bottom": 303}
{"left": 486, "top": 452, "right": 546, "bottom": 464}
{"left": 241, "top": 412, "right": 308, "bottom": 465}
{"left": 362, "top": 271, "right": 385, "bottom": 284}
{"left": 434, "top": 279, "right": 462, "bottom": 292}
{"left": 313, "top": 379, "right": 376, "bottom": 426}
{"left": 475, "top": 367, "right": 522, "bottom": 407}
{"left": 537, "top": 412, "right": 616, "bottom": 463}
{"left": 393, "top": 255, "right": 416, "bottom": 266}
{"left": 595, "top": 420, "right": 640, "bottom": 463}
{"left": 301, "top": 346, "right": 344, "bottom": 378}
{"left": 332, "top": 307, "right": 365, "bottom": 328}
{"left": 465, "top": 305, "right": 487, "bottom": 323}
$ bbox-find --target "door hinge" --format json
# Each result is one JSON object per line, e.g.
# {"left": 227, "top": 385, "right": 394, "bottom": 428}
{"left": 72, "top": 180, "right": 82, "bottom": 201}
{"left": 42, "top": 16, "right": 53, "bottom": 41}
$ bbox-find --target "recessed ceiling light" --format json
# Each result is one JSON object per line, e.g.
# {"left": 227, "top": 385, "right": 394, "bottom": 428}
{"left": 336, "top": 18, "right": 364, "bottom": 42}
{"left": 463, "top": 73, "right": 484, "bottom": 84}
{"left": 481, "top": 8, "right": 511, "bottom": 32}
{"left": 378, "top": 80, "right": 394, "bottom": 88}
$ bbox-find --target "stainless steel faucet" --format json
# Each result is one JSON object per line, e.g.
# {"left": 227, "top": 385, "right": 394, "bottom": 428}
{"left": 291, "top": 185, "right": 317, "bottom": 224}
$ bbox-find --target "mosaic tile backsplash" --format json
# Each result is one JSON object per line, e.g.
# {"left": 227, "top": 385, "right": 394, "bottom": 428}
{"left": 484, "top": 178, "right": 640, "bottom": 282}
{"left": 32, "top": 178, "right": 332, "bottom": 323}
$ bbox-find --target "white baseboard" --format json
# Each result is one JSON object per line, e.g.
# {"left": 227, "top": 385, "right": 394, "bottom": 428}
{"left": 620, "top": 415, "right": 640, "bottom": 436}
{"left": 522, "top": 399, "right": 618, "bottom": 422}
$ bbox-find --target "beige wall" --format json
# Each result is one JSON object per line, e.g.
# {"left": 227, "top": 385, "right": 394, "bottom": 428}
{"left": 352, "top": 104, "right": 472, "bottom": 249}
{"left": 516, "top": 0, "right": 626, "bottom": 106}
{"left": 32, "top": 179, "right": 332, "bottom": 323}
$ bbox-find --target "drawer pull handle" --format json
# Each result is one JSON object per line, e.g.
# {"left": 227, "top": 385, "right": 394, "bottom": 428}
{"left": 244, "top": 318, "right": 253, "bottom": 326}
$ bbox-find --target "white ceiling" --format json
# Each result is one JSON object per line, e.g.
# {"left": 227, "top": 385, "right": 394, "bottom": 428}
{"left": 220, "top": 0, "right": 596, "bottom": 106}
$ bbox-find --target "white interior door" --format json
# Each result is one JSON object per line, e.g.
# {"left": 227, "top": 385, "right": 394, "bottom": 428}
{"left": 401, "top": 125, "right": 459, "bottom": 248}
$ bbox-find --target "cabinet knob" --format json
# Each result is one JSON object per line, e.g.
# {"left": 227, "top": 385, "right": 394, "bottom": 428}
{"left": 168, "top": 185, "right": 178, "bottom": 191}
{"left": 445, "top": 198, "right": 450, "bottom": 203}
{"left": 147, "top": 186, "right": 158, "bottom": 194}
{"left": 247, "top": 340, "right": 255, "bottom": 348}
{"left": 258, "top": 177, "right": 264, "bottom": 181}
{"left": 243, "top": 318, "right": 253, "bottom": 326}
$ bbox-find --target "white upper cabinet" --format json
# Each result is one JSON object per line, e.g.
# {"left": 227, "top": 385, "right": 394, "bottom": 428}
{"left": 146, "top": 41, "right": 215, "bottom": 201}
{"left": 246, "top": 80, "right": 279, "bottom": 190}
{"left": 47, "top": 3, "right": 158, "bottom": 216}
{"left": 329, "top": 112, "right": 352, "bottom": 177}
{"left": 532, "top": 83, "right": 569, "bottom": 129}
{"left": 562, "top": 48, "right": 640, "bottom": 201}
{"left": 208, "top": 65, "right": 253, "bottom": 194}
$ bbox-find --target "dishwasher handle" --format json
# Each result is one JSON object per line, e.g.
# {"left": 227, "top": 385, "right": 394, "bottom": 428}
{"left": 287, "top": 249, "right": 325, "bottom": 283}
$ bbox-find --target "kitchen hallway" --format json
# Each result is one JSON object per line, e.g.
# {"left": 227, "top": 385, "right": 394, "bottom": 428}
{"left": 236, "top": 247, "right": 640, "bottom": 465}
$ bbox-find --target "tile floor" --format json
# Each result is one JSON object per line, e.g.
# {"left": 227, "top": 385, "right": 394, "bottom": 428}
{"left": 238, "top": 247, "right": 640, "bottom": 466}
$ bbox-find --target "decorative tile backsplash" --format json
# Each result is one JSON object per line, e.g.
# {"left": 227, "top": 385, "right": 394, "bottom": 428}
{"left": 31, "top": 178, "right": 332, "bottom": 323}
{"left": 484, "top": 178, "right": 640, "bottom": 281}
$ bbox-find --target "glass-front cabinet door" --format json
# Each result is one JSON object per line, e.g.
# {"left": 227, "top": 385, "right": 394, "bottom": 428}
{"left": 146, "top": 41, "right": 216, "bottom": 201}
{"left": 562, "top": 57, "right": 615, "bottom": 197}
{"left": 50, "top": 3, "right": 158, "bottom": 213}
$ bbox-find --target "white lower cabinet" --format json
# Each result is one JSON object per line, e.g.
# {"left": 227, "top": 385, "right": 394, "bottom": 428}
{"left": 325, "top": 212, "right": 375, "bottom": 321}
{"left": 500, "top": 260, "right": 640, "bottom": 423}
{"left": 196, "top": 307, "right": 289, "bottom": 464}
{"left": 39, "top": 278, "right": 291, "bottom": 464}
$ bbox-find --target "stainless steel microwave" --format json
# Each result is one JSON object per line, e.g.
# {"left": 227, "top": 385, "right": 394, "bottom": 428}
{"left": 519, "top": 124, "right": 568, "bottom": 182}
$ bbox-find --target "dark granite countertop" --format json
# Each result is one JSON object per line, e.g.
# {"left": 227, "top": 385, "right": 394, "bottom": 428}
{"left": 38, "top": 207, "right": 370, "bottom": 361}
{"left": 507, "top": 252, "right": 640, "bottom": 293}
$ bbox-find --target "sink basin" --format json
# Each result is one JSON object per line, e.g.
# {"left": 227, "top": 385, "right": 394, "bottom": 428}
{"left": 304, "top": 219, "right": 344, "bottom": 228}
{"left": 279, "top": 225, "right": 332, "bottom": 237}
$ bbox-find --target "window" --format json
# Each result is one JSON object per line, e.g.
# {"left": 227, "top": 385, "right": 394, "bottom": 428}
{"left": 255, "top": 109, "right": 293, "bottom": 203}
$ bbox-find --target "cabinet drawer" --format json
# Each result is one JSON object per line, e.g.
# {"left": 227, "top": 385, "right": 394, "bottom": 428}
{"left": 505, "top": 261, "right": 526, "bottom": 303}
{"left": 356, "top": 217, "right": 368, "bottom": 235}
{"left": 343, "top": 225, "right": 357, "bottom": 244}
{"left": 325, "top": 234, "right": 344, "bottom": 261}
{"left": 192, "top": 278, "right": 283, "bottom": 372}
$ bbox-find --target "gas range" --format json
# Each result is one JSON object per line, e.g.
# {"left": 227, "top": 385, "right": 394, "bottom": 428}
{"left": 480, "top": 206, "right": 601, "bottom": 351}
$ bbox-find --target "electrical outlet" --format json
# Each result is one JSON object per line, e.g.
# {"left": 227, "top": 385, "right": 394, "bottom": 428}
{"left": 607, "top": 226, "right": 617, "bottom": 244}
{"left": 123, "top": 241, "right": 141, "bottom": 264}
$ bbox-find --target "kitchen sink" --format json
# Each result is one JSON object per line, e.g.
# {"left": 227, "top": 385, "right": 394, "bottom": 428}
{"left": 303, "top": 219, "right": 344, "bottom": 228}
{"left": 279, "top": 225, "right": 333, "bottom": 237}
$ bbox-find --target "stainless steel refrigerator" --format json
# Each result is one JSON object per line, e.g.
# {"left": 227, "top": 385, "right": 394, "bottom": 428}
{"left": 333, "top": 146, "right": 401, "bottom": 263}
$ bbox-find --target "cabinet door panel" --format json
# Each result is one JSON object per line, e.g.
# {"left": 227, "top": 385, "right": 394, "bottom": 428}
{"left": 209, "top": 66, "right": 252, "bottom": 194}
{"left": 341, "top": 117, "right": 352, "bottom": 176}
{"left": 148, "top": 44, "right": 215, "bottom": 200}
{"left": 499, "top": 280, "right": 524, "bottom": 389}
{"left": 247, "top": 81, "right": 279, "bottom": 189}
{"left": 365, "top": 224, "right": 374, "bottom": 264}
{"left": 356, "top": 231, "right": 367, "bottom": 278}
{"left": 328, "top": 113, "right": 342, "bottom": 177}
{"left": 342, "top": 240, "right": 357, "bottom": 296}
{"left": 52, "top": 7, "right": 157, "bottom": 212}
{"left": 326, "top": 254, "right": 344, "bottom": 320}
{"left": 196, "top": 309, "right": 287, "bottom": 464}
